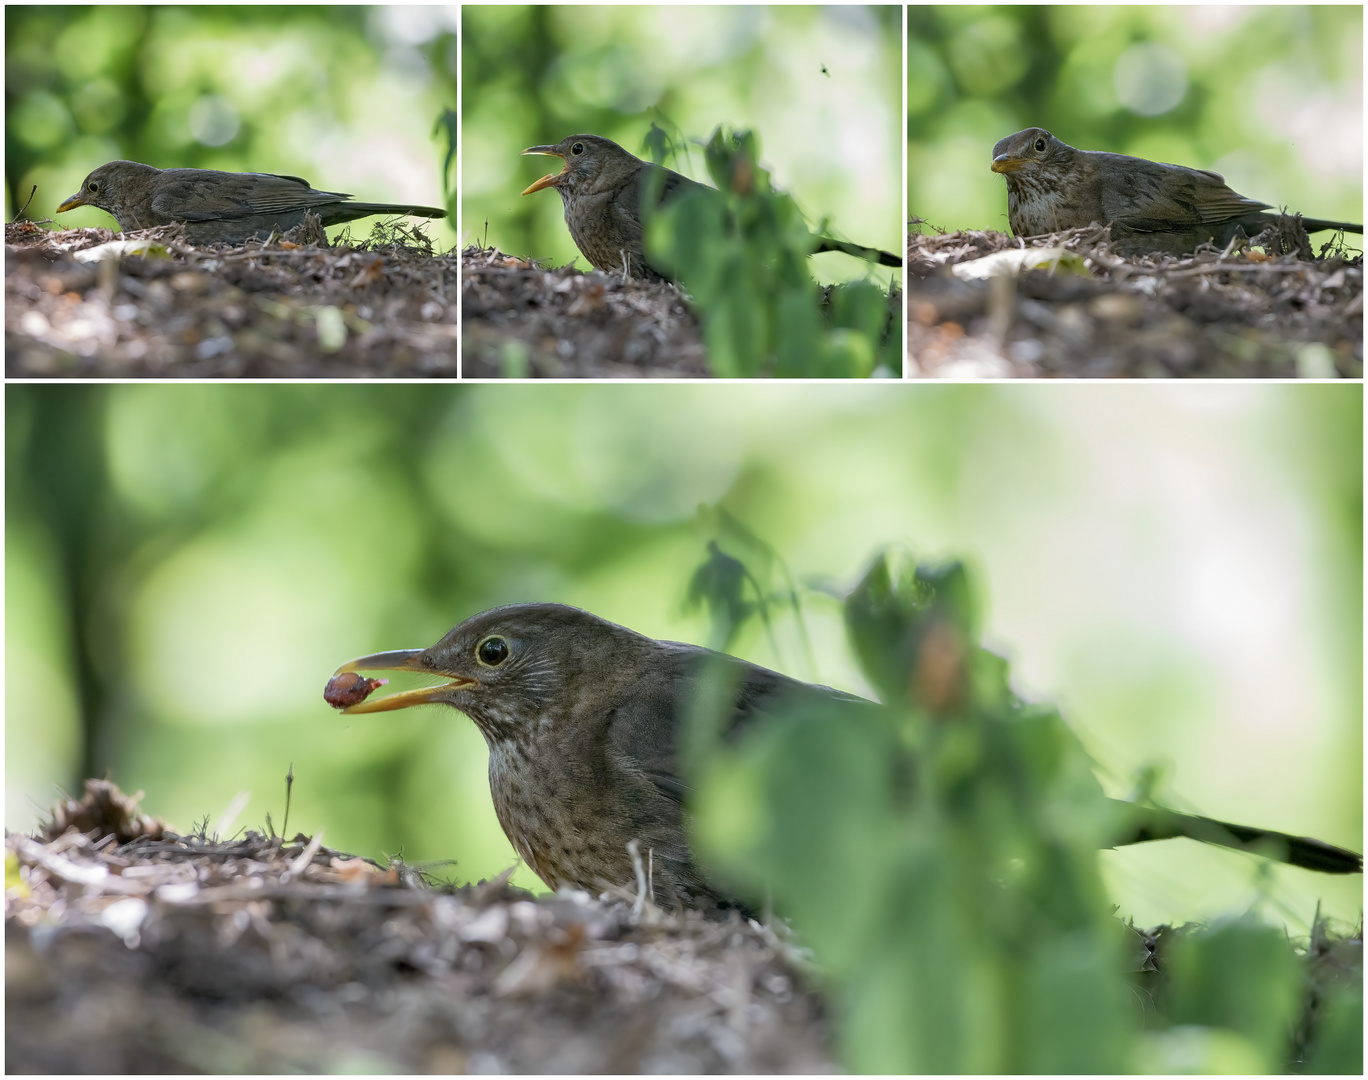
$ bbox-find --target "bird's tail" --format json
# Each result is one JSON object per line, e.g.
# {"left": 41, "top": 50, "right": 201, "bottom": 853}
{"left": 813, "top": 237, "right": 902, "bottom": 267}
{"left": 1110, "top": 801, "right": 1362, "bottom": 875}
{"left": 344, "top": 203, "right": 447, "bottom": 220}
{"left": 1299, "top": 217, "right": 1363, "bottom": 235}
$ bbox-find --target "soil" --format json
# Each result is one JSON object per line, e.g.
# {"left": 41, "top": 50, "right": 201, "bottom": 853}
{"left": 5, "top": 218, "right": 457, "bottom": 378}
{"left": 905, "top": 220, "right": 1363, "bottom": 378}
{"left": 7, "top": 781, "right": 1359, "bottom": 1072}
{"left": 461, "top": 245, "right": 710, "bottom": 378}
{"left": 6, "top": 781, "right": 834, "bottom": 1074}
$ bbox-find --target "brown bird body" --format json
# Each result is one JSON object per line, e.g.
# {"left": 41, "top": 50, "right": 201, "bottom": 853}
{"left": 521, "top": 134, "right": 901, "bottom": 280}
{"left": 991, "top": 128, "right": 1362, "bottom": 256}
{"left": 56, "top": 160, "right": 446, "bottom": 245}
{"left": 332, "top": 603, "right": 875, "bottom": 911}
{"left": 329, "top": 603, "right": 1361, "bottom": 913}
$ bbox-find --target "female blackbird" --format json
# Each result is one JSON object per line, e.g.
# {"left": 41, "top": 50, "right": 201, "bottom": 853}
{"left": 57, "top": 160, "right": 446, "bottom": 246}
{"left": 521, "top": 134, "right": 901, "bottom": 280}
{"left": 329, "top": 603, "right": 1361, "bottom": 912}
{"left": 991, "top": 128, "right": 1362, "bottom": 255}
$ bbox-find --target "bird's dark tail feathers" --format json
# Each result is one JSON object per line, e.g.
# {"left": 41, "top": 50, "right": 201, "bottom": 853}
{"left": 814, "top": 237, "right": 902, "bottom": 267}
{"left": 1111, "top": 801, "right": 1362, "bottom": 875}
{"left": 1299, "top": 217, "right": 1363, "bottom": 235}
{"left": 345, "top": 202, "right": 447, "bottom": 220}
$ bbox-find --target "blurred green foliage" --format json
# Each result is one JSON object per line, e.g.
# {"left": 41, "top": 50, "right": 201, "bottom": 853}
{"left": 5, "top": 384, "right": 1361, "bottom": 935}
{"left": 692, "top": 553, "right": 1133, "bottom": 1071}
{"left": 690, "top": 551, "right": 1362, "bottom": 1072}
{"left": 1165, "top": 918, "right": 1305, "bottom": 1066}
{"left": 646, "top": 127, "right": 897, "bottom": 376}
{"left": 462, "top": 5, "right": 901, "bottom": 290}
{"left": 5, "top": 5, "right": 456, "bottom": 245}
{"left": 908, "top": 6, "right": 1363, "bottom": 236}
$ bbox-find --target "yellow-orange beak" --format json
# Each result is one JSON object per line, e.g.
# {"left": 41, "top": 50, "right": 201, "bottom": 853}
{"left": 521, "top": 145, "right": 567, "bottom": 195}
{"left": 56, "top": 191, "right": 88, "bottom": 213}
{"left": 990, "top": 155, "right": 1024, "bottom": 175}
{"left": 328, "top": 648, "right": 474, "bottom": 714}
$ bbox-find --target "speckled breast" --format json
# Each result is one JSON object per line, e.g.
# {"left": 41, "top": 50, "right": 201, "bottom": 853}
{"left": 486, "top": 736, "right": 632, "bottom": 898}
{"left": 1006, "top": 174, "right": 1073, "bottom": 238}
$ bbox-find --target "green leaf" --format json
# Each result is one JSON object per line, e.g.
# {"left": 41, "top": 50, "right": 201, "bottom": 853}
{"left": 1166, "top": 918, "right": 1305, "bottom": 1071}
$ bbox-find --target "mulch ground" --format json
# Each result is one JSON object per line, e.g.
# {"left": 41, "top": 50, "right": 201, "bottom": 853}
{"left": 6, "top": 781, "right": 833, "bottom": 1073}
{"left": 5, "top": 219, "right": 457, "bottom": 378}
{"left": 461, "top": 244, "right": 710, "bottom": 378}
{"left": 906, "top": 221, "right": 1363, "bottom": 378}
{"left": 8, "top": 780, "right": 1361, "bottom": 1071}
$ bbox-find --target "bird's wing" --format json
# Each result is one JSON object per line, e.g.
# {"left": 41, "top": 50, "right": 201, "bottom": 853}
{"left": 600, "top": 168, "right": 645, "bottom": 251}
{"left": 150, "top": 170, "right": 351, "bottom": 221}
{"left": 604, "top": 674, "right": 687, "bottom": 805}
{"left": 1096, "top": 154, "right": 1271, "bottom": 232}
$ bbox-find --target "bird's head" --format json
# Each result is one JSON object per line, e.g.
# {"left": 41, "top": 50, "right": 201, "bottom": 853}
{"left": 56, "top": 160, "right": 154, "bottom": 217}
{"left": 520, "top": 134, "right": 637, "bottom": 197}
{"left": 990, "top": 128, "right": 1073, "bottom": 177}
{"left": 327, "top": 602, "right": 652, "bottom": 745}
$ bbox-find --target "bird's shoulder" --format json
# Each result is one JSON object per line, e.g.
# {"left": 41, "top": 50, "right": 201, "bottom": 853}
{"left": 632, "top": 162, "right": 712, "bottom": 209}
{"left": 662, "top": 641, "right": 875, "bottom": 738}
{"left": 598, "top": 640, "right": 874, "bottom": 805}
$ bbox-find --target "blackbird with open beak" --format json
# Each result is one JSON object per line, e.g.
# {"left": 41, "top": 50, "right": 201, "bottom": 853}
{"left": 328, "top": 603, "right": 1362, "bottom": 913}
{"left": 521, "top": 134, "right": 902, "bottom": 280}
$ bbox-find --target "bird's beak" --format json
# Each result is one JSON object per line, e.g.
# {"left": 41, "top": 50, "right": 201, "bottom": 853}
{"left": 521, "top": 145, "right": 567, "bottom": 195}
{"left": 991, "top": 154, "right": 1024, "bottom": 175}
{"left": 330, "top": 649, "right": 475, "bottom": 714}
{"left": 56, "top": 191, "right": 88, "bottom": 213}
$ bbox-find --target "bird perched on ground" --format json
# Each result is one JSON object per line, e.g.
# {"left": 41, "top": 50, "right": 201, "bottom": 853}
{"left": 56, "top": 161, "right": 447, "bottom": 246}
{"left": 327, "top": 603, "right": 1362, "bottom": 913}
{"left": 990, "top": 128, "right": 1362, "bottom": 256}
{"left": 521, "top": 133, "right": 901, "bottom": 281}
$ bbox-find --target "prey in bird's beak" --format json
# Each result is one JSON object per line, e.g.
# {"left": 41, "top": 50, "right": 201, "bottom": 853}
{"left": 521, "top": 144, "right": 568, "bottom": 196}
{"left": 324, "top": 649, "right": 474, "bottom": 714}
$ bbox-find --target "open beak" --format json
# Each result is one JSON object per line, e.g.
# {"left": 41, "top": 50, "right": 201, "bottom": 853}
{"left": 990, "top": 155, "right": 1024, "bottom": 175}
{"left": 521, "top": 145, "right": 567, "bottom": 195}
{"left": 329, "top": 648, "right": 475, "bottom": 714}
{"left": 56, "top": 191, "right": 88, "bottom": 213}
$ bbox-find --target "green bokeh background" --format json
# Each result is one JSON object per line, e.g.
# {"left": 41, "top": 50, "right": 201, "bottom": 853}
{"left": 5, "top": 5, "right": 457, "bottom": 246}
{"left": 908, "top": 5, "right": 1363, "bottom": 236}
{"left": 461, "top": 4, "right": 902, "bottom": 288}
{"left": 6, "top": 383, "right": 1361, "bottom": 933}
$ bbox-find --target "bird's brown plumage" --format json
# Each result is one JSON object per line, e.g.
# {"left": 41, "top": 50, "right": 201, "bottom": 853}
{"left": 991, "top": 128, "right": 1361, "bottom": 255}
{"left": 330, "top": 602, "right": 874, "bottom": 912}
{"left": 329, "top": 602, "right": 1361, "bottom": 913}
{"left": 521, "top": 134, "right": 902, "bottom": 280}
{"left": 56, "top": 160, "right": 446, "bottom": 245}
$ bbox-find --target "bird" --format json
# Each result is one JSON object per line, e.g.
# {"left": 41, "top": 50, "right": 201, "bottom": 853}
{"left": 327, "top": 602, "right": 1362, "bottom": 913}
{"left": 990, "top": 128, "right": 1362, "bottom": 256}
{"left": 520, "top": 133, "right": 902, "bottom": 281}
{"left": 56, "top": 160, "right": 447, "bottom": 246}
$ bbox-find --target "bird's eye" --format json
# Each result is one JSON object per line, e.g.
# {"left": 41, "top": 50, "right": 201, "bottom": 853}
{"left": 1034, "top": 138, "right": 1046, "bottom": 152}
{"left": 88, "top": 181, "right": 100, "bottom": 193}
{"left": 571, "top": 142, "right": 584, "bottom": 155}
{"left": 477, "top": 636, "right": 510, "bottom": 666}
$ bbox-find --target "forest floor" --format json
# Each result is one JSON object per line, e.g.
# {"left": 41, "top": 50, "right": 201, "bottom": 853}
{"left": 5, "top": 218, "right": 457, "bottom": 378}
{"left": 905, "top": 220, "right": 1362, "bottom": 378}
{"left": 8, "top": 781, "right": 1361, "bottom": 1072}
{"left": 6, "top": 781, "right": 833, "bottom": 1073}
{"left": 460, "top": 244, "right": 710, "bottom": 378}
